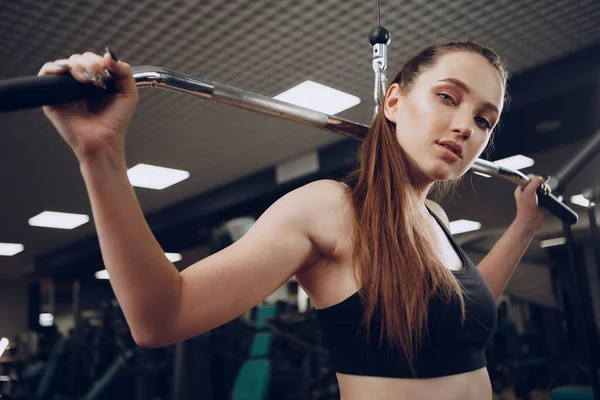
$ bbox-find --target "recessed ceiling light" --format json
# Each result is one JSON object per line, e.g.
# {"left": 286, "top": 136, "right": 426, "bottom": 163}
{"left": 274, "top": 80, "right": 361, "bottom": 115}
{"left": 570, "top": 194, "right": 591, "bottom": 208}
{"left": 127, "top": 164, "right": 190, "bottom": 190}
{"left": 95, "top": 252, "right": 182, "bottom": 280}
{"left": 95, "top": 269, "right": 110, "bottom": 280}
{"left": 493, "top": 154, "right": 534, "bottom": 170}
{"left": 165, "top": 253, "right": 182, "bottom": 263}
{"left": 449, "top": 219, "right": 482, "bottom": 235}
{"left": 0, "top": 242, "right": 24, "bottom": 256}
{"left": 540, "top": 237, "right": 566, "bottom": 248}
{"left": 29, "top": 211, "right": 89, "bottom": 230}
{"left": 0, "top": 338, "right": 8, "bottom": 358}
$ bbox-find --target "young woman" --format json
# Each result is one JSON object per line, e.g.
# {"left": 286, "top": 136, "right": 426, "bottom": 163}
{"left": 39, "top": 41, "right": 550, "bottom": 399}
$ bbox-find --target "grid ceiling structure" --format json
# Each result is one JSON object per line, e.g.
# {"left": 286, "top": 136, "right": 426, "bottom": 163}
{"left": 0, "top": 0, "right": 600, "bottom": 278}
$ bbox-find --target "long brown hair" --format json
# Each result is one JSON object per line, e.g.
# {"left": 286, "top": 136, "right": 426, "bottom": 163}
{"left": 343, "top": 41, "right": 509, "bottom": 377}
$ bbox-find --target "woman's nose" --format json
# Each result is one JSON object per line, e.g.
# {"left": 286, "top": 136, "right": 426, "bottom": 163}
{"left": 451, "top": 125, "right": 472, "bottom": 140}
{"left": 451, "top": 115, "right": 474, "bottom": 140}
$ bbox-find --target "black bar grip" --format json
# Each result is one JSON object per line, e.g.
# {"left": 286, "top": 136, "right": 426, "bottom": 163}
{"left": 0, "top": 73, "right": 116, "bottom": 113}
{"left": 537, "top": 186, "right": 579, "bottom": 225}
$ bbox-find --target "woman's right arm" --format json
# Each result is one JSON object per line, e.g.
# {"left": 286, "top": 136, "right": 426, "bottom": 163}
{"left": 84, "top": 151, "right": 324, "bottom": 347}
{"left": 39, "top": 50, "right": 326, "bottom": 348}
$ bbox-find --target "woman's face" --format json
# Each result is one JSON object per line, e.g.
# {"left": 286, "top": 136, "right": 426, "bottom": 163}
{"left": 385, "top": 51, "right": 504, "bottom": 187}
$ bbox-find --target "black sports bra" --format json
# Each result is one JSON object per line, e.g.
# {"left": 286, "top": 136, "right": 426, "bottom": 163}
{"left": 314, "top": 206, "right": 497, "bottom": 378}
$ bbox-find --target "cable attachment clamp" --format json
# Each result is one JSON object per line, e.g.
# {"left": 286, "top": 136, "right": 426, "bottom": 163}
{"left": 369, "top": 26, "right": 391, "bottom": 116}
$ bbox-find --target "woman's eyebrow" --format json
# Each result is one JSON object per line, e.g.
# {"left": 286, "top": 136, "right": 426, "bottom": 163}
{"left": 437, "top": 77, "right": 499, "bottom": 114}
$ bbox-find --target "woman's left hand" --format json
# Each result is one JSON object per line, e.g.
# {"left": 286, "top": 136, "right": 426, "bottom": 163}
{"left": 513, "top": 174, "right": 550, "bottom": 231}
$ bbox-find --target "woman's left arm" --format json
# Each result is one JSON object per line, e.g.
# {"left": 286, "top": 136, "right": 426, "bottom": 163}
{"left": 476, "top": 174, "right": 550, "bottom": 302}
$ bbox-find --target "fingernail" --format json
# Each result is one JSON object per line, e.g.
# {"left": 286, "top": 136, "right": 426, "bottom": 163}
{"left": 103, "top": 68, "right": 116, "bottom": 80}
{"left": 82, "top": 71, "right": 92, "bottom": 80}
{"left": 105, "top": 46, "right": 119, "bottom": 62}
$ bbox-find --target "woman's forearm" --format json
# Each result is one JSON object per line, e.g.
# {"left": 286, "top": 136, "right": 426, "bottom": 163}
{"left": 79, "top": 148, "right": 182, "bottom": 345}
{"left": 476, "top": 220, "right": 537, "bottom": 302}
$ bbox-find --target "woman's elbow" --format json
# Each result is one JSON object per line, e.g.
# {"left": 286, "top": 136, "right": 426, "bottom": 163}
{"left": 132, "top": 324, "right": 203, "bottom": 348}
{"left": 132, "top": 328, "right": 173, "bottom": 348}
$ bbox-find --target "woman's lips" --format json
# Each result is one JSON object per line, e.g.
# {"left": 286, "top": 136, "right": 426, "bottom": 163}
{"left": 437, "top": 143, "right": 461, "bottom": 161}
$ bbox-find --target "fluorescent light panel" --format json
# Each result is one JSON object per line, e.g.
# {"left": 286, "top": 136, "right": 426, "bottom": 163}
{"left": 540, "top": 237, "right": 566, "bottom": 248}
{"left": 571, "top": 194, "right": 591, "bottom": 208}
{"left": 0, "top": 338, "right": 8, "bottom": 358}
{"left": 493, "top": 155, "right": 534, "bottom": 170}
{"left": 449, "top": 219, "right": 482, "bottom": 235}
{"left": 95, "top": 252, "right": 182, "bottom": 280}
{"left": 0, "top": 243, "right": 24, "bottom": 256}
{"left": 29, "top": 211, "right": 89, "bottom": 229}
{"left": 475, "top": 155, "right": 533, "bottom": 179}
{"left": 274, "top": 80, "right": 361, "bottom": 115}
{"left": 127, "top": 164, "right": 190, "bottom": 190}
{"left": 165, "top": 253, "right": 182, "bottom": 262}
{"left": 95, "top": 270, "right": 110, "bottom": 280}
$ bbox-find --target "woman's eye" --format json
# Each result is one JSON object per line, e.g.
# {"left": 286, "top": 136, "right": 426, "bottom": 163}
{"left": 475, "top": 116, "right": 491, "bottom": 129}
{"left": 437, "top": 93, "right": 454, "bottom": 103}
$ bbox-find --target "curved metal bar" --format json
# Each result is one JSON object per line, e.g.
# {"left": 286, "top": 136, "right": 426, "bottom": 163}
{"left": 470, "top": 158, "right": 530, "bottom": 185}
{"left": 133, "top": 66, "right": 215, "bottom": 98}
{"left": 130, "top": 66, "right": 577, "bottom": 224}
{"left": 132, "top": 66, "right": 369, "bottom": 141}
{"left": 0, "top": 64, "right": 547, "bottom": 185}
{"left": 0, "top": 65, "right": 570, "bottom": 220}
{"left": 0, "top": 65, "right": 578, "bottom": 222}
{"left": 131, "top": 66, "right": 523, "bottom": 184}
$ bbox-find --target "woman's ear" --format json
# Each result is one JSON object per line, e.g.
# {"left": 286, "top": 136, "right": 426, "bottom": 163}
{"left": 384, "top": 83, "right": 401, "bottom": 123}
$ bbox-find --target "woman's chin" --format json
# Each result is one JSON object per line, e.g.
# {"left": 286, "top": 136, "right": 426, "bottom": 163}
{"left": 410, "top": 159, "right": 460, "bottom": 185}
{"left": 427, "top": 167, "right": 456, "bottom": 181}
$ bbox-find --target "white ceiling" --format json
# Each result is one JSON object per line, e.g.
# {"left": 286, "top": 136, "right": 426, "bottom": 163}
{"left": 1, "top": 0, "right": 600, "bottom": 280}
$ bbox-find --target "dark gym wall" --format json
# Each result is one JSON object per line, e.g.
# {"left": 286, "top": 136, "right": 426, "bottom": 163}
{"left": 582, "top": 244, "right": 600, "bottom": 331}
{"left": 0, "top": 280, "right": 28, "bottom": 340}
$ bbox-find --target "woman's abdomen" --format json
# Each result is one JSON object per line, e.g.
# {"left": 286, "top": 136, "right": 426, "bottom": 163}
{"left": 336, "top": 367, "right": 492, "bottom": 400}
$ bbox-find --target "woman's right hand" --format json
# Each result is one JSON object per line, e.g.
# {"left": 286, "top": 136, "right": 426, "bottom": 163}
{"left": 38, "top": 49, "right": 139, "bottom": 162}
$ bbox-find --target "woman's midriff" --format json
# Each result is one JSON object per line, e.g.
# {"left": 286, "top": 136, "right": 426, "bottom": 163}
{"left": 336, "top": 366, "right": 492, "bottom": 400}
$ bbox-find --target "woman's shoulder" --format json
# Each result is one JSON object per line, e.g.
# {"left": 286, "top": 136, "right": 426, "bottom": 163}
{"left": 289, "top": 179, "right": 351, "bottom": 210}
{"left": 292, "top": 179, "right": 354, "bottom": 256}
{"left": 299, "top": 178, "right": 349, "bottom": 193}
{"left": 292, "top": 180, "right": 358, "bottom": 307}
{"left": 267, "top": 179, "right": 352, "bottom": 233}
